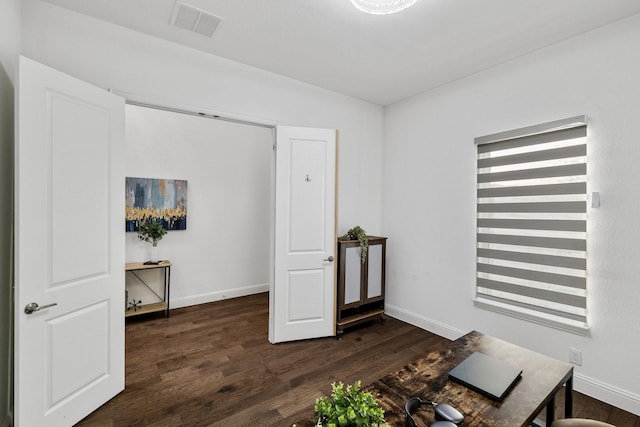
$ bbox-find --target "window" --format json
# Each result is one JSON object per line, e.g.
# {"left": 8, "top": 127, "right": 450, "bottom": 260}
{"left": 474, "top": 116, "right": 588, "bottom": 335}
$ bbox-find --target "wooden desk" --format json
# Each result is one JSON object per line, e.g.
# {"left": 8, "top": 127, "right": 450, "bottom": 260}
{"left": 125, "top": 261, "right": 172, "bottom": 318}
{"left": 368, "top": 331, "right": 573, "bottom": 427}
{"left": 297, "top": 331, "right": 573, "bottom": 427}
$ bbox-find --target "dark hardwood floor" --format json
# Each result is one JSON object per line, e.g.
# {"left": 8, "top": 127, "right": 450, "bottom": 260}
{"left": 77, "top": 293, "right": 639, "bottom": 426}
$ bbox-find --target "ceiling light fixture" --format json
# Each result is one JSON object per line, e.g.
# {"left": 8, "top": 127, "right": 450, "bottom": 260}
{"left": 350, "top": 0, "right": 418, "bottom": 15}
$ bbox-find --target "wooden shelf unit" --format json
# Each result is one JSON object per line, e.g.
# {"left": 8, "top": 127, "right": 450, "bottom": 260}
{"left": 125, "top": 260, "right": 172, "bottom": 318}
{"left": 337, "top": 236, "right": 387, "bottom": 333}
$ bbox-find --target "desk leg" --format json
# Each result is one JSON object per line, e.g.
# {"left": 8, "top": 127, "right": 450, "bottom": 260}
{"left": 546, "top": 394, "right": 555, "bottom": 427}
{"left": 565, "top": 376, "right": 573, "bottom": 419}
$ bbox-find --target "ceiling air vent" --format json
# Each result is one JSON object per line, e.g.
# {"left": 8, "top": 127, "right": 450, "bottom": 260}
{"left": 171, "top": 1, "right": 221, "bottom": 38}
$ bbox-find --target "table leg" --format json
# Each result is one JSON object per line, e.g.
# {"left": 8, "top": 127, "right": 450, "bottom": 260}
{"left": 565, "top": 375, "right": 573, "bottom": 419}
{"left": 165, "top": 266, "right": 171, "bottom": 318}
{"left": 545, "top": 394, "right": 555, "bottom": 427}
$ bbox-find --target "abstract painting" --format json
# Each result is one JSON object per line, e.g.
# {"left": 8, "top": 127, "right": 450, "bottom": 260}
{"left": 126, "top": 177, "right": 188, "bottom": 231}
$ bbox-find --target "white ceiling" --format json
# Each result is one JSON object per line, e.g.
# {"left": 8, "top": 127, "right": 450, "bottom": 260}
{"left": 39, "top": 0, "right": 640, "bottom": 105}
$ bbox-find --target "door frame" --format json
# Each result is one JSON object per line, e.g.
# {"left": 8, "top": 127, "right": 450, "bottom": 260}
{"left": 113, "top": 90, "right": 282, "bottom": 326}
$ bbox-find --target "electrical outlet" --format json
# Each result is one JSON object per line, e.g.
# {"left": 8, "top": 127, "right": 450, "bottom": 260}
{"left": 569, "top": 347, "right": 582, "bottom": 365}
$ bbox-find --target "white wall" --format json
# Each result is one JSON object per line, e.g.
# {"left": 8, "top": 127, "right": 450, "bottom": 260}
{"left": 0, "top": 0, "right": 19, "bottom": 425}
{"left": 124, "top": 104, "right": 273, "bottom": 307}
{"left": 383, "top": 13, "right": 640, "bottom": 414}
{"left": 20, "top": 0, "right": 384, "bottom": 237}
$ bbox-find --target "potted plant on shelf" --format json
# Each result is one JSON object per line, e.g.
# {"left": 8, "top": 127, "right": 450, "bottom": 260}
{"left": 314, "top": 380, "right": 388, "bottom": 427}
{"left": 338, "top": 226, "right": 368, "bottom": 264}
{"left": 137, "top": 219, "right": 167, "bottom": 264}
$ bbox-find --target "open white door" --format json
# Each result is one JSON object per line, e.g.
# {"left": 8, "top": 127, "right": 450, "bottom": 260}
{"left": 270, "top": 126, "right": 337, "bottom": 343}
{"left": 15, "top": 56, "right": 125, "bottom": 426}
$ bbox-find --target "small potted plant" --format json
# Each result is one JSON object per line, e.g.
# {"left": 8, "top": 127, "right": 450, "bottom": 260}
{"left": 137, "top": 219, "right": 167, "bottom": 264}
{"left": 338, "top": 226, "right": 368, "bottom": 264}
{"left": 314, "top": 380, "right": 388, "bottom": 427}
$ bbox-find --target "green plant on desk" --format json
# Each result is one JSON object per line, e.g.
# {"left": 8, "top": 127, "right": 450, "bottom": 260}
{"left": 314, "top": 380, "right": 388, "bottom": 427}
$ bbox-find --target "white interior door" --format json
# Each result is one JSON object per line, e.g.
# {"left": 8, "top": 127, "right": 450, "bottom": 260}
{"left": 270, "top": 126, "right": 337, "bottom": 343}
{"left": 15, "top": 56, "right": 125, "bottom": 426}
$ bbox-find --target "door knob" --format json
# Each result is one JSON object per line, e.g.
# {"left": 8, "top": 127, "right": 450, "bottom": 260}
{"left": 324, "top": 256, "right": 334, "bottom": 262}
{"left": 24, "top": 302, "right": 58, "bottom": 315}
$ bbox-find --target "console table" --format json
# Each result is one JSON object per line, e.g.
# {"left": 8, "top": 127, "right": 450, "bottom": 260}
{"left": 125, "top": 261, "right": 172, "bottom": 318}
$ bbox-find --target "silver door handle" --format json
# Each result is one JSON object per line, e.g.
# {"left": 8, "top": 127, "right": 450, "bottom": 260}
{"left": 324, "top": 256, "right": 334, "bottom": 262}
{"left": 24, "top": 302, "right": 58, "bottom": 315}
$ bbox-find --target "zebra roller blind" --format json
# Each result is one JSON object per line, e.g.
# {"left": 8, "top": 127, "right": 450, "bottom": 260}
{"left": 474, "top": 116, "right": 588, "bottom": 334}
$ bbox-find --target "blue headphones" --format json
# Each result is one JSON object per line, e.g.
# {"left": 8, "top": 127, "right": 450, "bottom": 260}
{"left": 405, "top": 397, "right": 464, "bottom": 427}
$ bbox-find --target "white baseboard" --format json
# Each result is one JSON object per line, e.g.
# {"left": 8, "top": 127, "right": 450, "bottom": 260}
{"left": 385, "top": 303, "right": 640, "bottom": 417}
{"left": 574, "top": 372, "right": 640, "bottom": 416}
{"left": 170, "top": 283, "right": 270, "bottom": 309}
{"left": 384, "top": 303, "right": 467, "bottom": 341}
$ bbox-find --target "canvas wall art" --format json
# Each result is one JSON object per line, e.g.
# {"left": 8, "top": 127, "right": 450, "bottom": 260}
{"left": 126, "top": 177, "right": 188, "bottom": 231}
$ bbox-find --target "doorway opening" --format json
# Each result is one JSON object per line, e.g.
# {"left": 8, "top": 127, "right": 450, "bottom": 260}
{"left": 124, "top": 102, "right": 275, "bottom": 318}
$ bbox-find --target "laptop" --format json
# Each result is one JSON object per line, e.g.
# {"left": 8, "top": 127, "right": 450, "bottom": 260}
{"left": 448, "top": 351, "right": 522, "bottom": 401}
